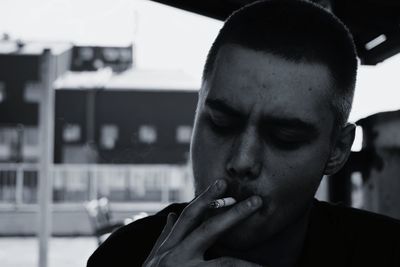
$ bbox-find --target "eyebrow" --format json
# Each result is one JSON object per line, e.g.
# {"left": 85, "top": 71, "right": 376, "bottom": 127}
{"left": 262, "top": 116, "right": 319, "bottom": 135}
{"left": 205, "top": 98, "right": 319, "bottom": 134}
{"left": 205, "top": 98, "right": 243, "bottom": 117}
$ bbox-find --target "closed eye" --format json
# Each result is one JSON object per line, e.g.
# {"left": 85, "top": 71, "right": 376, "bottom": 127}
{"left": 207, "top": 111, "right": 242, "bottom": 134}
{"left": 210, "top": 113, "right": 234, "bottom": 127}
{"left": 266, "top": 129, "right": 313, "bottom": 150}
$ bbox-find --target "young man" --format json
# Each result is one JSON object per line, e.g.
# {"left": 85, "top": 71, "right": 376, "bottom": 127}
{"left": 88, "top": 1, "right": 400, "bottom": 266}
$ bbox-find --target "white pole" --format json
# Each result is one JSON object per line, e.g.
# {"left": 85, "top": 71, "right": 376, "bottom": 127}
{"left": 38, "top": 49, "right": 55, "bottom": 267}
{"left": 15, "top": 165, "right": 23, "bottom": 206}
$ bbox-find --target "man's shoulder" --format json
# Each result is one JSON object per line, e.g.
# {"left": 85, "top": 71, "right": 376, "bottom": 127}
{"left": 315, "top": 200, "right": 400, "bottom": 233}
{"left": 305, "top": 200, "right": 400, "bottom": 266}
{"left": 87, "top": 202, "right": 187, "bottom": 267}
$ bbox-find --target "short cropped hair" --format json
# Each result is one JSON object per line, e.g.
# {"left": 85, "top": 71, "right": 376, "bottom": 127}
{"left": 202, "top": 0, "right": 358, "bottom": 128}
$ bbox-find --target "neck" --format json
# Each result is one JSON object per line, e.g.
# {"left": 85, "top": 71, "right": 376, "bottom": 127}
{"left": 208, "top": 204, "right": 313, "bottom": 267}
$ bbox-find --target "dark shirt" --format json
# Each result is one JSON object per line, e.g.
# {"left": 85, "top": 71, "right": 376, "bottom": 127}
{"left": 87, "top": 200, "right": 400, "bottom": 267}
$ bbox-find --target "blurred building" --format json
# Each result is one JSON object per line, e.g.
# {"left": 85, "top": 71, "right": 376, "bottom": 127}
{"left": 0, "top": 38, "right": 196, "bottom": 235}
{"left": 54, "top": 69, "right": 197, "bottom": 165}
{"left": 71, "top": 45, "right": 134, "bottom": 73}
{"left": 333, "top": 110, "right": 400, "bottom": 220}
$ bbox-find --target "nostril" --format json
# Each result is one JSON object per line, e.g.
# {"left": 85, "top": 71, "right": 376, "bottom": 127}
{"left": 245, "top": 169, "right": 254, "bottom": 178}
{"left": 226, "top": 166, "right": 253, "bottom": 180}
{"left": 226, "top": 161, "right": 261, "bottom": 181}
{"left": 226, "top": 165, "right": 236, "bottom": 178}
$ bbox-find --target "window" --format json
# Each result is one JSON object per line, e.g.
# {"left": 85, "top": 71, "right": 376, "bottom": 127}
{"left": 176, "top": 125, "right": 192, "bottom": 143}
{"left": 63, "top": 124, "right": 81, "bottom": 142}
{"left": 23, "top": 127, "right": 39, "bottom": 146}
{"left": 100, "top": 124, "right": 119, "bottom": 149}
{"left": 24, "top": 82, "right": 41, "bottom": 103}
{"left": 0, "top": 82, "right": 5, "bottom": 103}
{"left": 139, "top": 125, "right": 157, "bottom": 144}
{"left": 103, "top": 48, "right": 119, "bottom": 61}
{"left": 0, "top": 128, "right": 18, "bottom": 144}
{"left": 80, "top": 47, "right": 95, "bottom": 60}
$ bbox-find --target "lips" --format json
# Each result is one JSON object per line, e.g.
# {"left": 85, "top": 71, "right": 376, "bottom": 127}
{"left": 222, "top": 181, "right": 271, "bottom": 215}
{"left": 224, "top": 181, "right": 255, "bottom": 202}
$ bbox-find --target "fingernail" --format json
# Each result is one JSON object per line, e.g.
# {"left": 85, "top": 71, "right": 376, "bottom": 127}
{"left": 214, "top": 179, "right": 225, "bottom": 191}
{"left": 249, "top": 196, "right": 262, "bottom": 208}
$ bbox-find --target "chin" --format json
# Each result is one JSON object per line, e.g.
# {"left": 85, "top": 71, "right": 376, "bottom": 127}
{"left": 217, "top": 212, "right": 273, "bottom": 251}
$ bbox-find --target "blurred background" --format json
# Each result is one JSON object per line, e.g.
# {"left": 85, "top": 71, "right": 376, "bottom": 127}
{"left": 0, "top": 0, "right": 400, "bottom": 266}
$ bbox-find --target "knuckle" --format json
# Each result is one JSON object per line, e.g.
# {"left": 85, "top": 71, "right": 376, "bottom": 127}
{"left": 180, "top": 208, "right": 197, "bottom": 225}
{"left": 233, "top": 201, "right": 249, "bottom": 215}
{"left": 198, "top": 220, "right": 213, "bottom": 236}
{"left": 197, "top": 216, "right": 220, "bottom": 237}
{"left": 181, "top": 198, "right": 209, "bottom": 220}
{"left": 200, "top": 181, "right": 221, "bottom": 199}
{"left": 180, "top": 205, "right": 196, "bottom": 220}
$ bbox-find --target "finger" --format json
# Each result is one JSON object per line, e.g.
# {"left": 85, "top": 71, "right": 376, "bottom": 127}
{"left": 158, "top": 179, "right": 227, "bottom": 252}
{"left": 179, "top": 195, "right": 263, "bottom": 254}
{"left": 207, "top": 257, "right": 265, "bottom": 267}
{"left": 145, "top": 212, "right": 177, "bottom": 261}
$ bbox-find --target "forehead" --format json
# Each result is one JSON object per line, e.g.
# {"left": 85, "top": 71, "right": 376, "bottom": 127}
{"left": 204, "top": 45, "right": 335, "bottom": 124}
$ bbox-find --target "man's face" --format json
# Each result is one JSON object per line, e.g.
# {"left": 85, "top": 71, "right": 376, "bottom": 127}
{"left": 190, "top": 45, "right": 337, "bottom": 248}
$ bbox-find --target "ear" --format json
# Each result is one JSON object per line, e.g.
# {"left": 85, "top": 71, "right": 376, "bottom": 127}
{"left": 324, "top": 123, "right": 356, "bottom": 175}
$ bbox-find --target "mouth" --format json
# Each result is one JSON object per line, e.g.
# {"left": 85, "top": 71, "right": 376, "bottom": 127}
{"left": 221, "top": 182, "right": 271, "bottom": 215}
{"left": 223, "top": 182, "right": 256, "bottom": 202}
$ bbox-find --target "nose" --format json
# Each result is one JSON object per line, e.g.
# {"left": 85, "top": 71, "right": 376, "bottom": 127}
{"left": 226, "top": 126, "right": 262, "bottom": 181}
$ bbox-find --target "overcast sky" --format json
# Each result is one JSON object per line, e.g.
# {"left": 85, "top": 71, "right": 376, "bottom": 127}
{"left": 1, "top": 0, "right": 399, "bottom": 134}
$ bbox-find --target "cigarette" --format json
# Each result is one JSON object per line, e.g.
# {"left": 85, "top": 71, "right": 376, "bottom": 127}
{"left": 209, "top": 197, "right": 237, "bottom": 209}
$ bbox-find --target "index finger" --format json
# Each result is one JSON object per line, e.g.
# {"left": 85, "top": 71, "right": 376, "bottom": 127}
{"left": 158, "top": 179, "right": 227, "bottom": 252}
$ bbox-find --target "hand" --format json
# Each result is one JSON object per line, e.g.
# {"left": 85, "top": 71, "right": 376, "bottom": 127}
{"left": 142, "top": 179, "right": 264, "bottom": 267}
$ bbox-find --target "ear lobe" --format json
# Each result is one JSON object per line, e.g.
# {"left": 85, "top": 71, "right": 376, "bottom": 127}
{"left": 324, "top": 123, "right": 356, "bottom": 175}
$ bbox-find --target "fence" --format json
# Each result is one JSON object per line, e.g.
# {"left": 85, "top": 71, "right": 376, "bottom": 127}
{"left": 0, "top": 163, "right": 194, "bottom": 209}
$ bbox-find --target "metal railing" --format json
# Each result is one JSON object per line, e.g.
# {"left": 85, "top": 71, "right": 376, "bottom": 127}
{"left": 0, "top": 163, "right": 194, "bottom": 209}
{"left": 0, "top": 163, "right": 38, "bottom": 207}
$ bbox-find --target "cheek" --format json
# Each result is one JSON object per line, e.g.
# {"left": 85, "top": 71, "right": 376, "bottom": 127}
{"left": 264, "top": 142, "right": 331, "bottom": 199}
{"left": 259, "top": 145, "right": 331, "bottom": 228}
{"left": 191, "top": 118, "right": 233, "bottom": 194}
